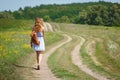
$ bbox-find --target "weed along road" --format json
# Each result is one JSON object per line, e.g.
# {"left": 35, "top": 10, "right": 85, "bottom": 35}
{"left": 16, "top": 34, "right": 72, "bottom": 80}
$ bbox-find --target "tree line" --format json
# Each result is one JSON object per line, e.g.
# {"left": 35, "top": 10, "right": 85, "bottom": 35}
{"left": 0, "top": 1, "right": 120, "bottom": 26}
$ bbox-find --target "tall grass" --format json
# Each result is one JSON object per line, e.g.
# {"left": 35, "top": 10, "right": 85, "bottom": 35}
{"left": 0, "top": 30, "right": 32, "bottom": 80}
{"left": 0, "top": 19, "right": 34, "bottom": 31}
{"left": 0, "top": 19, "right": 34, "bottom": 80}
{"left": 0, "top": 19, "right": 63, "bottom": 80}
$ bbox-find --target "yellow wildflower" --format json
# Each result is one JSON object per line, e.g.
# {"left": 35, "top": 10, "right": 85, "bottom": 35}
{"left": 12, "top": 38, "right": 15, "bottom": 41}
{"left": 22, "top": 44, "right": 30, "bottom": 48}
{"left": 6, "top": 38, "right": 10, "bottom": 42}
{"left": 0, "top": 46, "right": 2, "bottom": 51}
{"left": 14, "top": 50, "right": 18, "bottom": 54}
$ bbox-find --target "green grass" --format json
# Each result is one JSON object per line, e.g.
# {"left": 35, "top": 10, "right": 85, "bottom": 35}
{"left": 1, "top": 20, "right": 120, "bottom": 80}
{"left": 0, "top": 19, "right": 63, "bottom": 80}
{"left": 52, "top": 23, "right": 120, "bottom": 79}
{"left": 80, "top": 40, "right": 120, "bottom": 80}
{"left": 95, "top": 42, "right": 120, "bottom": 79}
{"left": 48, "top": 35, "right": 96, "bottom": 80}
{"left": 0, "top": 30, "right": 32, "bottom": 80}
{"left": 0, "top": 19, "right": 34, "bottom": 31}
{"left": 79, "top": 27, "right": 120, "bottom": 79}
{"left": 45, "top": 32, "right": 63, "bottom": 46}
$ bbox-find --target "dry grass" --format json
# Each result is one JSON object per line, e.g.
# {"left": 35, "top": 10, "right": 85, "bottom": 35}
{"left": 50, "top": 23, "right": 120, "bottom": 79}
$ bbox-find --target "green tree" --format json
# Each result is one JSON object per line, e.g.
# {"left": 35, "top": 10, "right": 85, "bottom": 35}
{"left": 43, "top": 15, "right": 51, "bottom": 21}
{"left": 76, "top": 11, "right": 87, "bottom": 24}
{"left": 95, "top": 16, "right": 103, "bottom": 25}
{"left": 0, "top": 12, "right": 14, "bottom": 19}
{"left": 107, "top": 4, "right": 120, "bottom": 26}
{"left": 59, "top": 16, "right": 70, "bottom": 23}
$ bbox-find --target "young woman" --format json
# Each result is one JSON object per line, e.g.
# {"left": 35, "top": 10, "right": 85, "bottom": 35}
{"left": 30, "top": 18, "right": 45, "bottom": 70}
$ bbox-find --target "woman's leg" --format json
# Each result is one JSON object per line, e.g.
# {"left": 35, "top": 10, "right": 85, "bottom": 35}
{"left": 36, "top": 51, "right": 42, "bottom": 70}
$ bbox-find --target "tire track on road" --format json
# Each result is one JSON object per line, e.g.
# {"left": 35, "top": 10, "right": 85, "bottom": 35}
{"left": 71, "top": 36, "right": 109, "bottom": 80}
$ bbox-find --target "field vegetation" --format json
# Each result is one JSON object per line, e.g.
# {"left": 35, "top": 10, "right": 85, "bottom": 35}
{"left": 0, "top": 19, "right": 63, "bottom": 80}
{"left": 48, "top": 23, "right": 120, "bottom": 80}
{"left": 0, "top": 18, "right": 120, "bottom": 80}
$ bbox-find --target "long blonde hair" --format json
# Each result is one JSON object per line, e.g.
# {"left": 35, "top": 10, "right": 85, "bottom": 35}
{"left": 33, "top": 17, "right": 44, "bottom": 32}
{"left": 35, "top": 17, "right": 43, "bottom": 25}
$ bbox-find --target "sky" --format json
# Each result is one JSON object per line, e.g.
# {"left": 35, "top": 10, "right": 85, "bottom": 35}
{"left": 0, "top": 0, "right": 120, "bottom": 12}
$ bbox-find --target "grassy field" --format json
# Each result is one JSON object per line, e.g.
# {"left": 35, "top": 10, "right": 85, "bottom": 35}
{"left": 49, "top": 23, "right": 120, "bottom": 80}
{"left": 48, "top": 35, "right": 96, "bottom": 80}
{"left": 0, "top": 19, "right": 63, "bottom": 80}
{"left": 0, "top": 19, "right": 120, "bottom": 80}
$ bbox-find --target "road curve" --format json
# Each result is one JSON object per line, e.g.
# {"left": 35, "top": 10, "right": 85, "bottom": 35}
{"left": 71, "top": 36, "right": 109, "bottom": 80}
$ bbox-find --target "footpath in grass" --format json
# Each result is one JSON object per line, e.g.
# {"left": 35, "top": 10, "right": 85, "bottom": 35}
{"left": 53, "top": 23, "right": 120, "bottom": 80}
{"left": 48, "top": 35, "right": 96, "bottom": 80}
{"left": 0, "top": 19, "right": 63, "bottom": 80}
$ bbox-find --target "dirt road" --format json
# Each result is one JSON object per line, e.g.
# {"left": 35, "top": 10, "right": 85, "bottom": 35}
{"left": 15, "top": 34, "right": 72, "bottom": 80}
{"left": 71, "top": 36, "right": 109, "bottom": 80}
